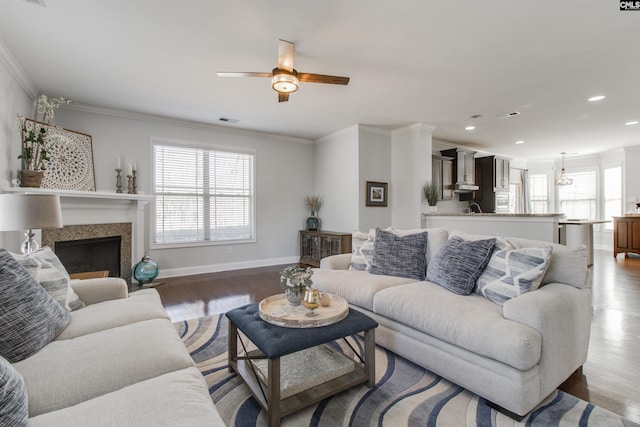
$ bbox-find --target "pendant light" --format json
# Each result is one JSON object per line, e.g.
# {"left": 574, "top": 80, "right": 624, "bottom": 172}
{"left": 555, "top": 152, "right": 573, "bottom": 186}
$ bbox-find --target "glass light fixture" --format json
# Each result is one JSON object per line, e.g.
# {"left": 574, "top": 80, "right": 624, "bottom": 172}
{"left": 555, "top": 152, "right": 573, "bottom": 186}
{"left": 271, "top": 69, "right": 299, "bottom": 93}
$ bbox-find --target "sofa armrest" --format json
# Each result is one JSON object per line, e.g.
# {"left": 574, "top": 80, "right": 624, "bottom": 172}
{"left": 503, "top": 283, "right": 592, "bottom": 393}
{"left": 70, "top": 278, "right": 129, "bottom": 305}
{"left": 319, "top": 253, "right": 352, "bottom": 270}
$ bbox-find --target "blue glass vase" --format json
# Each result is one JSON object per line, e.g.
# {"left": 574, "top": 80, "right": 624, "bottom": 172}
{"left": 133, "top": 255, "right": 159, "bottom": 285}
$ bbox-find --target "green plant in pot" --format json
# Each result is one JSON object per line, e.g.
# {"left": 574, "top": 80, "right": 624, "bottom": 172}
{"left": 422, "top": 181, "right": 439, "bottom": 213}
{"left": 17, "top": 94, "right": 71, "bottom": 187}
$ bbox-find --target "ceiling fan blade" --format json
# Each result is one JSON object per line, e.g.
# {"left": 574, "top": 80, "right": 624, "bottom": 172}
{"left": 298, "top": 73, "right": 350, "bottom": 85}
{"left": 278, "top": 92, "right": 289, "bottom": 102}
{"left": 216, "top": 72, "right": 273, "bottom": 78}
{"left": 278, "top": 39, "right": 295, "bottom": 72}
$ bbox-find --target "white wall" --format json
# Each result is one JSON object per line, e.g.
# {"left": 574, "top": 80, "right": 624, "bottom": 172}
{"left": 49, "top": 107, "right": 314, "bottom": 274}
{"left": 314, "top": 125, "right": 359, "bottom": 232}
{"left": 391, "top": 123, "right": 434, "bottom": 228}
{"left": 0, "top": 44, "right": 35, "bottom": 249}
{"left": 358, "top": 126, "right": 392, "bottom": 231}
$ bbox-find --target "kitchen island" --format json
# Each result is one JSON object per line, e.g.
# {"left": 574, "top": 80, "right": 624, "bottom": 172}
{"left": 422, "top": 213, "right": 563, "bottom": 243}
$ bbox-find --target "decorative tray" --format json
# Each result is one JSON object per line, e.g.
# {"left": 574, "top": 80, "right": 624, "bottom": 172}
{"left": 258, "top": 293, "right": 349, "bottom": 328}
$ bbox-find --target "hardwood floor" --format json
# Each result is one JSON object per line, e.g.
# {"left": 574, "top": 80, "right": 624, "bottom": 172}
{"left": 156, "top": 250, "right": 640, "bottom": 423}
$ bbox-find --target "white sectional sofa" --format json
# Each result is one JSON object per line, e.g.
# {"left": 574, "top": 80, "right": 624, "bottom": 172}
{"left": 0, "top": 248, "right": 224, "bottom": 426}
{"left": 312, "top": 228, "right": 592, "bottom": 419}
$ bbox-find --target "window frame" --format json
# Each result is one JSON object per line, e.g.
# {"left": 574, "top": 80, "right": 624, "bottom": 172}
{"left": 150, "top": 137, "right": 257, "bottom": 250}
{"left": 557, "top": 166, "right": 598, "bottom": 221}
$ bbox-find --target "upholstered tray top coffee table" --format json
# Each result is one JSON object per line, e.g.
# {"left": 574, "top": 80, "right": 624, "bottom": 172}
{"left": 226, "top": 303, "right": 378, "bottom": 427}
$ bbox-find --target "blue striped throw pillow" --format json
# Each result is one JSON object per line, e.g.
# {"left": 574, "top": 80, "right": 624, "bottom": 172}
{"left": 370, "top": 228, "right": 428, "bottom": 280}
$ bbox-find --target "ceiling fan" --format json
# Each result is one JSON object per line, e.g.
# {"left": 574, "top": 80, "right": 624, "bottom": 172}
{"left": 216, "top": 39, "right": 350, "bottom": 102}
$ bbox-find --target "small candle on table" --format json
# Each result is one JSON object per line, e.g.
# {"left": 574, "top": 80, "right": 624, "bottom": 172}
{"left": 116, "top": 156, "right": 121, "bottom": 170}
{"left": 132, "top": 162, "right": 137, "bottom": 172}
{"left": 127, "top": 164, "right": 133, "bottom": 176}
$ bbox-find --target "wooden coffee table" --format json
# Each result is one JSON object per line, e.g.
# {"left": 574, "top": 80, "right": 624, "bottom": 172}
{"left": 226, "top": 302, "right": 378, "bottom": 427}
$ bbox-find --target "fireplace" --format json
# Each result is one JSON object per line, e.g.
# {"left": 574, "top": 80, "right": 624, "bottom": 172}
{"left": 55, "top": 236, "right": 122, "bottom": 278}
{"left": 42, "top": 223, "right": 132, "bottom": 283}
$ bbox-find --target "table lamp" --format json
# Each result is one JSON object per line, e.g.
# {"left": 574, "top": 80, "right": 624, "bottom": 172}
{"left": 0, "top": 193, "right": 63, "bottom": 254}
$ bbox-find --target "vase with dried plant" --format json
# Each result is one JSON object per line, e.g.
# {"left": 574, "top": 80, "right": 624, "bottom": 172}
{"left": 305, "top": 195, "right": 322, "bottom": 231}
{"left": 17, "top": 94, "right": 71, "bottom": 187}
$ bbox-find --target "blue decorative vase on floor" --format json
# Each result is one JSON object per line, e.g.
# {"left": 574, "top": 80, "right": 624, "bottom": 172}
{"left": 133, "top": 255, "right": 159, "bottom": 285}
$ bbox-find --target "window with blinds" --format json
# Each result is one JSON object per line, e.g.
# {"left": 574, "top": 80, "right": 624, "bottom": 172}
{"left": 558, "top": 170, "right": 597, "bottom": 220}
{"left": 152, "top": 141, "right": 255, "bottom": 246}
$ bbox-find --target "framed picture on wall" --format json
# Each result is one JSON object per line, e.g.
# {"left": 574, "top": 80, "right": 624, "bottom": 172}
{"left": 366, "top": 181, "right": 388, "bottom": 207}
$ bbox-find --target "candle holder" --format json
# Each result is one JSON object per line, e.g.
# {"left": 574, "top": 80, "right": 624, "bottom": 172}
{"left": 115, "top": 169, "right": 123, "bottom": 193}
{"left": 132, "top": 170, "right": 138, "bottom": 195}
{"left": 127, "top": 175, "right": 133, "bottom": 194}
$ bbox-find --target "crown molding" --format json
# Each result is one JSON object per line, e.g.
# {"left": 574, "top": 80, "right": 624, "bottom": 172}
{"left": 392, "top": 122, "right": 437, "bottom": 135}
{"left": 0, "top": 37, "right": 37, "bottom": 98}
{"left": 62, "top": 102, "right": 315, "bottom": 145}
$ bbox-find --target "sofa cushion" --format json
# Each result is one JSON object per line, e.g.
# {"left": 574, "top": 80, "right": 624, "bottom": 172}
{"left": 371, "top": 228, "right": 428, "bottom": 280}
{"left": 312, "top": 268, "right": 417, "bottom": 311}
{"left": 0, "top": 355, "right": 28, "bottom": 426}
{"left": 13, "top": 318, "right": 195, "bottom": 417}
{"left": 0, "top": 249, "right": 71, "bottom": 363}
{"left": 28, "top": 367, "right": 225, "bottom": 427}
{"left": 506, "top": 237, "right": 588, "bottom": 288}
{"left": 426, "top": 236, "right": 496, "bottom": 295}
{"left": 10, "top": 247, "right": 84, "bottom": 311}
{"left": 373, "top": 281, "right": 542, "bottom": 370}
{"left": 56, "top": 289, "right": 170, "bottom": 340}
{"left": 476, "top": 246, "right": 553, "bottom": 305}
{"left": 349, "top": 230, "right": 375, "bottom": 271}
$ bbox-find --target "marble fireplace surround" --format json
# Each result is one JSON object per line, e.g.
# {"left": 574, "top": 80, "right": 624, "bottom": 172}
{"left": 42, "top": 223, "right": 133, "bottom": 283}
{"left": 4, "top": 188, "right": 153, "bottom": 283}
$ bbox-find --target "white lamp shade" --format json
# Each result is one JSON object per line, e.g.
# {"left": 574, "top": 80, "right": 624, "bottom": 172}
{"left": 0, "top": 194, "right": 63, "bottom": 231}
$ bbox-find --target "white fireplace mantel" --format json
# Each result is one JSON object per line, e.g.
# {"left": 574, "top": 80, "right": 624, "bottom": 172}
{"left": 2, "top": 186, "right": 154, "bottom": 264}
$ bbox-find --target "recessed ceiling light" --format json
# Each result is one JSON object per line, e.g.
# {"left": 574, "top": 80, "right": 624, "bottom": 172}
{"left": 465, "top": 126, "right": 475, "bottom": 131}
{"left": 587, "top": 95, "right": 606, "bottom": 102}
{"left": 625, "top": 121, "right": 639, "bottom": 126}
{"left": 515, "top": 140, "right": 525, "bottom": 145}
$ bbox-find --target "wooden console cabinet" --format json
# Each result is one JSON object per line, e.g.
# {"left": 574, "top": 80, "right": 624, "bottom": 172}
{"left": 613, "top": 216, "right": 640, "bottom": 257}
{"left": 299, "top": 230, "right": 352, "bottom": 268}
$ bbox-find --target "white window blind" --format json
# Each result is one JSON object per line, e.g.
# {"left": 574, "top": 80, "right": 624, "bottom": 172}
{"left": 604, "top": 166, "right": 622, "bottom": 230}
{"left": 153, "top": 142, "right": 255, "bottom": 245}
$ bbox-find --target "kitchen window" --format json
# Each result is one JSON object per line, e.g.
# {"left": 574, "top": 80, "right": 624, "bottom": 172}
{"left": 529, "top": 174, "right": 549, "bottom": 213}
{"left": 603, "top": 165, "right": 622, "bottom": 230}
{"left": 558, "top": 170, "right": 597, "bottom": 220}
{"left": 152, "top": 140, "right": 255, "bottom": 247}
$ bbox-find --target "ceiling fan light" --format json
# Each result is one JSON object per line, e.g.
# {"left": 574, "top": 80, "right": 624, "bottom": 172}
{"left": 272, "top": 72, "right": 299, "bottom": 93}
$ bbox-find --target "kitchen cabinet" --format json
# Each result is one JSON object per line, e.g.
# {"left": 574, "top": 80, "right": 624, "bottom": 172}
{"left": 459, "top": 155, "right": 511, "bottom": 212}
{"left": 431, "top": 155, "right": 454, "bottom": 200}
{"left": 299, "top": 230, "right": 352, "bottom": 268}
{"left": 613, "top": 216, "right": 640, "bottom": 258}
{"left": 440, "top": 148, "right": 478, "bottom": 191}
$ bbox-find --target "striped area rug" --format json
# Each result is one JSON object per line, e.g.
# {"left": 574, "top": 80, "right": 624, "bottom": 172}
{"left": 175, "top": 314, "right": 637, "bottom": 427}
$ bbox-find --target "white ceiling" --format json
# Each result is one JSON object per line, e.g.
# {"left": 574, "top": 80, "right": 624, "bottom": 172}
{"left": 1, "top": 0, "right": 639, "bottom": 161}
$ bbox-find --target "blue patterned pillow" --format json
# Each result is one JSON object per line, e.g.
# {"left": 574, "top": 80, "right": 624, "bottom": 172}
{"left": 0, "top": 249, "right": 71, "bottom": 363}
{"left": 476, "top": 246, "right": 553, "bottom": 305}
{"left": 0, "top": 355, "right": 28, "bottom": 426}
{"left": 370, "top": 228, "right": 428, "bottom": 280}
{"left": 426, "top": 236, "right": 496, "bottom": 295}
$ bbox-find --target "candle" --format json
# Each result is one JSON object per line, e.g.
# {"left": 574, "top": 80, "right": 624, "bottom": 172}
{"left": 127, "top": 164, "right": 132, "bottom": 176}
{"left": 132, "top": 162, "right": 137, "bottom": 172}
{"left": 116, "top": 156, "right": 121, "bottom": 170}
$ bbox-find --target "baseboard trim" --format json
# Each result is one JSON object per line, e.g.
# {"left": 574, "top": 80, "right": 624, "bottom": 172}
{"left": 157, "top": 256, "right": 299, "bottom": 279}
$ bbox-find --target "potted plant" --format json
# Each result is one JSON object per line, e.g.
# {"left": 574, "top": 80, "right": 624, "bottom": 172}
{"left": 17, "top": 94, "right": 71, "bottom": 187}
{"left": 280, "top": 265, "right": 313, "bottom": 305}
{"left": 305, "top": 194, "right": 322, "bottom": 231}
{"left": 422, "top": 181, "right": 439, "bottom": 213}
